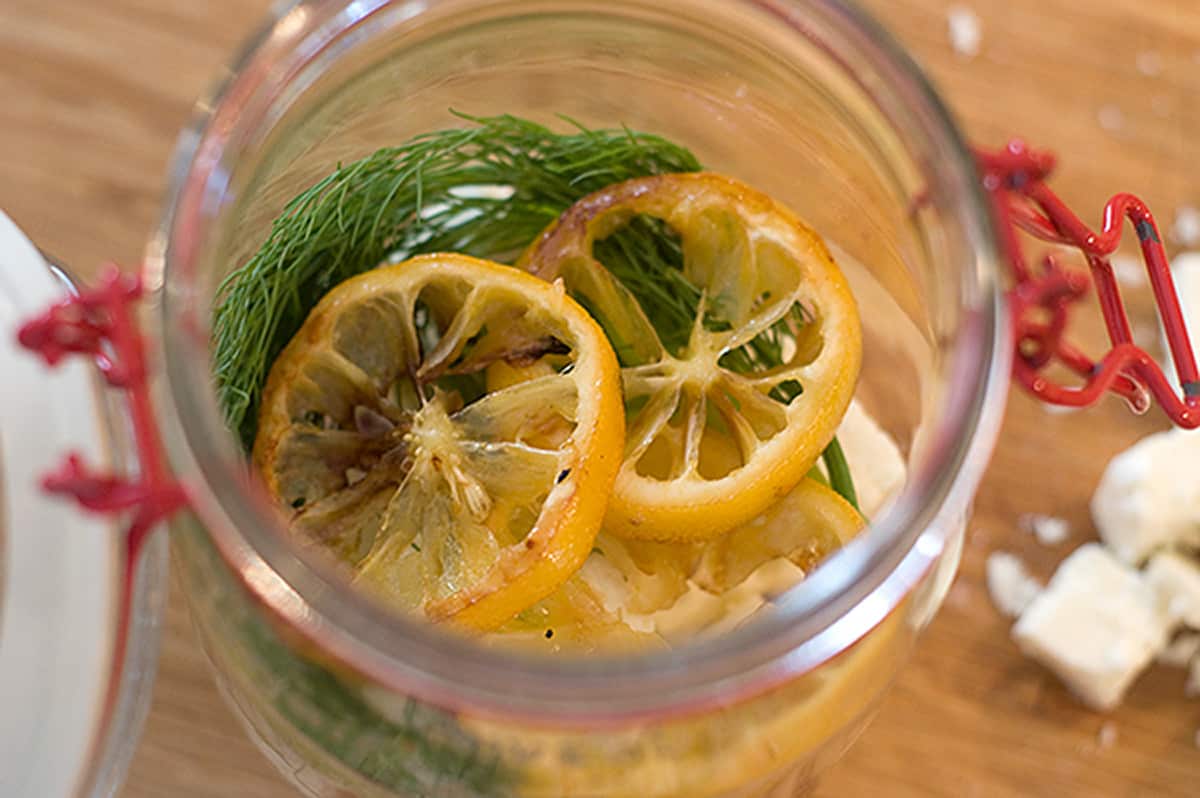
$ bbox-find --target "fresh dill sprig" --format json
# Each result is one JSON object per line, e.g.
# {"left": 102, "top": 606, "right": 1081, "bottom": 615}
{"left": 213, "top": 113, "right": 701, "bottom": 448}
{"left": 594, "top": 217, "right": 696, "bottom": 358}
{"left": 212, "top": 113, "right": 859, "bottom": 510}
{"left": 820, "top": 438, "right": 859, "bottom": 512}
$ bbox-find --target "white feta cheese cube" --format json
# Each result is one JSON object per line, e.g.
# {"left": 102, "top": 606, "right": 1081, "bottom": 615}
{"left": 986, "top": 551, "right": 1041, "bottom": 618}
{"left": 1012, "top": 544, "right": 1170, "bottom": 710}
{"left": 1145, "top": 551, "right": 1200, "bottom": 628}
{"left": 1091, "top": 429, "right": 1200, "bottom": 564}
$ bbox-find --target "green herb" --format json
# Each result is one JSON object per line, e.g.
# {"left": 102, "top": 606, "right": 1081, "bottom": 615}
{"left": 805, "top": 463, "right": 830, "bottom": 488}
{"left": 213, "top": 113, "right": 701, "bottom": 448}
{"left": 176, "top": 517, "right": 513, "bottom": 796}
{"left": 593, "top": 216, "right": 696, "bottom": 359}
{"left": 242, "top": 611, "right": 511, "bottom": 795}
{"left": 821, "top": 437, "right": 859, "bottom": 513}
{"left": 212, "top": 113, "right": 859, "bottom": 509}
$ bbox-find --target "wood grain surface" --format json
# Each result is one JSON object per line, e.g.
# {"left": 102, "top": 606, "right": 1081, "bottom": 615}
{"left": 2, "top": 0, "right": 1198, "bottom": 795}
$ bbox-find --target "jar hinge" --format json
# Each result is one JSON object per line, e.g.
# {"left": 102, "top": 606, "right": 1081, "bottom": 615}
{"left": 16, "top": 264, "right": 188, "bottom": 609}
{"left": 977, "top": 139, "right": 1199, "bottom": 429}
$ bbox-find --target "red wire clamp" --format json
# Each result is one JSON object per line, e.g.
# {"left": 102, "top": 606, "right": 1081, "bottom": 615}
{"left": 979, "top": 139, "right": 1200, "bottom": 429}
{"left": 17, "top": 265, "right": 188, "bottom": 554}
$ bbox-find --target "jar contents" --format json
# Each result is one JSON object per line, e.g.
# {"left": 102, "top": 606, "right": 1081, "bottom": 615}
{"left": 217, "top": 115, "right": 902, "bottom": 647}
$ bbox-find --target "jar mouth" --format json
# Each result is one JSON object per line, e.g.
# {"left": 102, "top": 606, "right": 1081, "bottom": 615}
{"left": 150, "top": 0, "right": 1010, "bottom": 720}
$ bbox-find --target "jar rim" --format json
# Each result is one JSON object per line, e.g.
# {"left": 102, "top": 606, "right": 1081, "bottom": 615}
{"left": 149, "top": 0, "right": 1010, "bottom": 720}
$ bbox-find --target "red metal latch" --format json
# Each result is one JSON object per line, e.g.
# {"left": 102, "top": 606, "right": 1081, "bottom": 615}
{"left": 979, "top": 140, "right": 1200, "bottom": 429}
{"left": 17, "top": 264, "right": 188, "bottom": 586}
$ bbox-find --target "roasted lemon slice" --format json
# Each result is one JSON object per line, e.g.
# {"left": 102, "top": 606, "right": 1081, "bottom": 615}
{"left": 253, "top": 254, "right": 624, "bottom": 630}
{"left": 691, "top": 477, "right": 865, "bottom": 593}
{"left": 520, "top": 173, "right": 862, "bottom": 541}
{"left": 490, "top": 477, "right": 863, "bottom": 652}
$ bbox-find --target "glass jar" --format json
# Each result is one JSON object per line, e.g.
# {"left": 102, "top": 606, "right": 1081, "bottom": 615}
{"left": 148, "top": 0, "right": 1008, "bottom": 795}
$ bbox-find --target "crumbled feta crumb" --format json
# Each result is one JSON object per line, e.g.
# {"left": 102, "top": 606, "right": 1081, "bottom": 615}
{"left": 1091, "top": 429, "right": 1200, "bottom": 564}
{"left": 1145, "top": 551, "right": 1200, "bottom": 628}
{"left": 986, "top": 551, "right": 1041, "bottom": 618}
{"left": 946, "top": 6, "right": 982, "bottom": 59}
{"left": 1136, "top": 51, "right": 1163, "bottom": 76}
{"left": 1097, "top": 721, "right": 1119, "bottom": 749}
{"left": 1098, "top": 105, "right": 1126, "bottom": 134}
{"left": 1020, "top": 513, "right": 1071, "bottom": 546}
{"left": 1173, "top": 206, "right": 1200, "bottom": 248}
{"left": 1109, "top": 254, "right": 1144, "bottom": 287}
{"left": 1012, "top": 544, "right": 1170, "bottom": 710}
{"left": 1157, "top": 632, "right": 1200, "bottom": 668}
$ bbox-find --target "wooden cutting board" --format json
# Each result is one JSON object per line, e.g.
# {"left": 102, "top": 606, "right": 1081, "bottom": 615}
{"left": 0, "top": 0, "right": 1196, "bottom": 795}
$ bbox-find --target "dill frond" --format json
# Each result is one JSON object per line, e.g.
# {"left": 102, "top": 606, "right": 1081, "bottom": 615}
{"left": 212, "top": 114, "right": 700, "bottom": 448}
